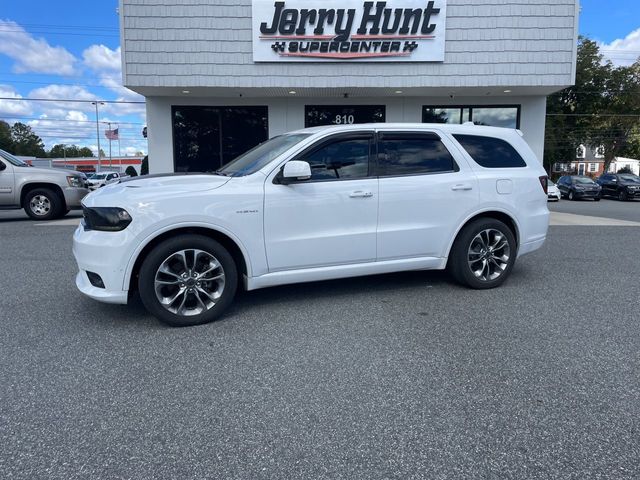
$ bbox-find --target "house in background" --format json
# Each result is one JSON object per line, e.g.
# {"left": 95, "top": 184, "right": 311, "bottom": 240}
{"left": 552, "top": 144, "right": 640, "bottom": 177}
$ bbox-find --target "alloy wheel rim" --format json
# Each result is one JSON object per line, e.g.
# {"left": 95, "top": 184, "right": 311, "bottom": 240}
{"left": 154, "top": 249, "right": 225, "bottom": 316}
{"left": 467, "top": 229, "right": 511, "bottom": 281}
{"left": 30, "top": 195, "right": 51, "bottom": 216}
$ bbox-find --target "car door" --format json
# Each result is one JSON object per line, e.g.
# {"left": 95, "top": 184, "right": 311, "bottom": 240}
{"left": 375, "top": 130, "right": 479, "bottom": 259}
{"left": 263, "top": 131, "right": 378, "bottom": 271}
{"left": 557, "top": 176, "right": 568, "bottom": 196}
{"left": 0, "top": 159, "right": 15, "bottom": 205}
{"left": 600, "top": 175, "right": 615, "bottom": 195}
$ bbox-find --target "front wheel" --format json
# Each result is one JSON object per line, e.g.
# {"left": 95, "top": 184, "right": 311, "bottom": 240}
{"left": 568, "top": 190, "right": 575, "bottom": 201}
{"left": 138, "top": 235, "right": 238, "bottom": 327}
{"left": 618, "top": 190, "right": 628, "bottom": 201}
{"left": 23, "top": 188, "right": 64, "bottom": 220}
{"left": 448, "top": 218, "right": 517, "bottom": 289}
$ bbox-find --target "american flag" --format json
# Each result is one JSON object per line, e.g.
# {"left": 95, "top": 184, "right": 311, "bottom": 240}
{"left": 105, "top": 128, "right": 119, "bottom": 140}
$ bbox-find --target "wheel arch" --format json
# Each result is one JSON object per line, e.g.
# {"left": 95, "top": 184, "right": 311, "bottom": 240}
{"left": 126, "top": 225, "right": 250, "bottom": 295}
{"left": 445, "top": 209, "right": 520, "bottom": 260}
{"left": 20, "top": 182, "right": 66, "bottom": 208}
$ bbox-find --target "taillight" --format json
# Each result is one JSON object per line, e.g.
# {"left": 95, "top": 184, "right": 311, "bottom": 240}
{"left": 539, "top": 176, "right": 548, "bottom": 194}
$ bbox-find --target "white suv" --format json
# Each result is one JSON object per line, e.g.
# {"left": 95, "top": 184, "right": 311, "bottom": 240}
{"left": 73, "top": 124, "right": 549, "bottom": 326}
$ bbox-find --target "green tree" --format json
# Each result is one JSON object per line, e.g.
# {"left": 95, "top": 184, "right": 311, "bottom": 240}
{"left": 10, "top": 122, "right": 46, "bottom": 157}
{"left": 0, "top": 120, "right": 13, "bottom": 152}
{"left": 78, "top": 147, "right": 94, "bottom": 157}
{"left": 545, "top": 38, "right": 640, "bottom": 173}
{"left": 141, "top": 155, "right": 149, "bottom": 175}
{"left": 125, "top": 166, "right": 138, "bottom": 177}
{"left": 48, "top": 144, "right": 96, "bottom": 158}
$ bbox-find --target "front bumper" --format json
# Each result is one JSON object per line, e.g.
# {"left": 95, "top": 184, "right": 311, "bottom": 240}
{"left": 574, "top": 189, "right": 600, "bottom": 198}
{"left": 72, "top": 224, "right": 133, "bottom": 305}
{"left": 75, "top": 271, "right": 128, "bottom": 304}
{"left": 63, "top": 187, "right": 90, "bottom": 208}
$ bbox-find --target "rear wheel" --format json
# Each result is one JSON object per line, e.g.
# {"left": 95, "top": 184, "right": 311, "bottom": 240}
{"left": 23, "top": 188, "right": 64, "bottom": 220}
{"left": 448, "top": 218, "right": 517, "bottom": 289}
{"left": 138, "top": 235, "right": 238, "bottom": 327}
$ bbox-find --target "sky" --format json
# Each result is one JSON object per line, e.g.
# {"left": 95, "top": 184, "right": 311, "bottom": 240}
{"left": 1, "top": 0, "right": 639, "bottom": 157}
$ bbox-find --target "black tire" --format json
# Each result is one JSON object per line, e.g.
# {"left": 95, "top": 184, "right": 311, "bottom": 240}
{"left": 618, "top": 190, "right": 628, "bottom": 201}
{"left": 448, "top": 218, "right": 517, "bottom": 290}
{"left": 23, "top": 188, "right": 64, "bottom": 220}
{"left": 138, "top": 235, "right": 238, "bottom": 327}
{"left": 594, "top": 198, "right": 600, "bottom": 202}
{"left": 568, "top": 190, "right": 576, "bottom": 201}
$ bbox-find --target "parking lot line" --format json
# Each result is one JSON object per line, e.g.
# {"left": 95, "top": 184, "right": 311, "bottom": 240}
{"left": 550, "top": 211, "right": 640, "bottom": 226}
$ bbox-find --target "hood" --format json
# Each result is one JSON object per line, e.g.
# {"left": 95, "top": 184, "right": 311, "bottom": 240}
{"left": 18, "top": 165, "right": 83, "bottom": 178}
{"left": 83, "top": 173, "right": 231, "bottom": 206}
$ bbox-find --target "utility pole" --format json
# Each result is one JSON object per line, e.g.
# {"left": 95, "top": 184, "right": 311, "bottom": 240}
{"left": 92, "top": 101, "right": 105, "bottom": 172}
{"left": 63, "top": 144, "right": 66, "bottom": 169}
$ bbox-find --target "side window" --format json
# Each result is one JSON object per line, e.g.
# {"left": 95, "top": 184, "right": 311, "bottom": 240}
{"left": 299, "top": 136, "right": 371, "bottom": 181}
{"left": 377, "top": 133, "right": 457, "bottom": 176}
{"left": 453, "top": 134, "right": 527, "bottom": 168}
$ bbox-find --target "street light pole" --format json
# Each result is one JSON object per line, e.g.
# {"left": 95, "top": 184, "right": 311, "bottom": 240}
{"left": 92, "top": 101, "right": 105, "bottom": 172}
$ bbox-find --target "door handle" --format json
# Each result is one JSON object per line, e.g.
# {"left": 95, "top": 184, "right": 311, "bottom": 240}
{"left": 349, "top": 191, "right": 373, "bottom": 198}
{"left": 451, "top": 184, "right": 473, "bottom": 191}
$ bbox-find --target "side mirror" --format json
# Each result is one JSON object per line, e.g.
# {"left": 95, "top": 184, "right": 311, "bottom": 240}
{"left": 0, "top": 161, "right": 5, "bottom": 171}
{"left": 282, "top": 160, "right": 311, "bottom": 184}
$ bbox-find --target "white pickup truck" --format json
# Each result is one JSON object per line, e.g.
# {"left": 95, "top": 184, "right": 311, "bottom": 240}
{"left": 0, "top": 148, "right": 89, "bottom": 220}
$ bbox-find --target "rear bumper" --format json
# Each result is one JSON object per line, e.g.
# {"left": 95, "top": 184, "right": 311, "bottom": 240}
{"left": 518, "top": 236, "right": 546, "bottom": 257}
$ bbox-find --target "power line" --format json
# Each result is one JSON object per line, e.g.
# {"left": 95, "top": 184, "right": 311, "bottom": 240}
{"left": 0, "top": 97, "right": 144, "bottom": 104}
{"left": 1, "top": 115, "right": 145, "bottom": 125}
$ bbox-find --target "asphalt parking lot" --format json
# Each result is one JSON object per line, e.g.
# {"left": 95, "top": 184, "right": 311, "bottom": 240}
{"left": 1, "top": 200, "right": 639, "bottom": 479}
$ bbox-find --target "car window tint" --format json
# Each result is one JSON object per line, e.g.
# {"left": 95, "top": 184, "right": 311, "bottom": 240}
{"left": 300, "top": 138, "right": 370, "bottom": 180}
{"left": 453, "top": 134, "right": 526, "bottom": 168}
{"left": 378, "top": 133, "right": 456, "bottom": 176}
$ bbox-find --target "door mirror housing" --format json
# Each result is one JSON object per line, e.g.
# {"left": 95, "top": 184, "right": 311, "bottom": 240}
{"left": 282, "top": 160, "right": 311, "bottom": 184}
{"left": 0, "top": 161, "right": 5, "bottom": 171}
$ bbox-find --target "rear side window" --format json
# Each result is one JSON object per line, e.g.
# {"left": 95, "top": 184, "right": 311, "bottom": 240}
{"left": 378, "top": 133, "right": 456, "bottom": 176}
{"left": 453, "top": 134, "right": 526, "bottom": 168}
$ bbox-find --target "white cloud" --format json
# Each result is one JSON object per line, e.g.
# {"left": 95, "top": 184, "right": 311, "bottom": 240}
{"left": 0, "top": 20, "right": 77, "bottom": 75}
{"left": 599, "top": 28, "right": 640, "bottom": 67}
{"left": 83, "top": 45, "right": 122, "bottom": 71}
{"left": 0, "top": 84, "right": 32, "bottom": 116}
{"left": 28, "top": 84, "right": 98, "bottom": 114}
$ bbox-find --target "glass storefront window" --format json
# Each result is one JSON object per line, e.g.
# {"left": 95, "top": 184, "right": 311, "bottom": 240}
{"left": 172, "top": 106, "right": 268, "bottom": 172}
{"left": 423, "top": 105, "right": 520, "bottom": 129}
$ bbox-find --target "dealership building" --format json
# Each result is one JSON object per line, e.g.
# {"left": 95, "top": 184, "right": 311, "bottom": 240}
{"left": 119, "top": 0, "right": 579, "bottom": 174}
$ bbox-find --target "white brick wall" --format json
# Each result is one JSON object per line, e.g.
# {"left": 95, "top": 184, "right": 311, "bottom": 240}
{"left": 121, "top": 0, "right": 578, "bottom": 90}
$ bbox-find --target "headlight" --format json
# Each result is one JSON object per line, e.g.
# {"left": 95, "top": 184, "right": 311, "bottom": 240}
{"left": 67, "top": 176, "right": 84, "bottom": 188}
{"left": 82, "top": 206, "right": 132, "bottom": 231}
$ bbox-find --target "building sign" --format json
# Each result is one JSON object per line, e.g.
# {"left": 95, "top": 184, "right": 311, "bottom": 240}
{"left": 252, "top": 0, "right": 447, "bottom": 62}
{"left": 305, "top": 105, "right": 386, "bottom": 127}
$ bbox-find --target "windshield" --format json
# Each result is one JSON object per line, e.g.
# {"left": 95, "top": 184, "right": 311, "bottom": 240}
{"left": 218, "top": 134, "right": 312, "bottom": 177}
{"left": 0, "top": 149, "right": 29, "bottom": 167}
{"left": 619, "top": 174, "right": 640, "bottom": 183}
{"left": 547, "top": 179, "right": 556, "bottom": 187}
{"left": 573, "top": 177, "right": 595, "bottom": 184}
{"left": 89, "top": 174, "right": 106, "bottom": 179}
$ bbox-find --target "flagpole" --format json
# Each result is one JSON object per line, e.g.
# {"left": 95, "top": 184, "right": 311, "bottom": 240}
{"left": 108, "top": 121, "right": 112, "bottom": 170}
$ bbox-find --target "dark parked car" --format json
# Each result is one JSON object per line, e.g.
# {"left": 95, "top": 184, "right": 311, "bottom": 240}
{"left": 556, "top": 175, "right": 602, "bottom": 201}
{"left": 596, "top": 173, "right": 640, "bottom": 201}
